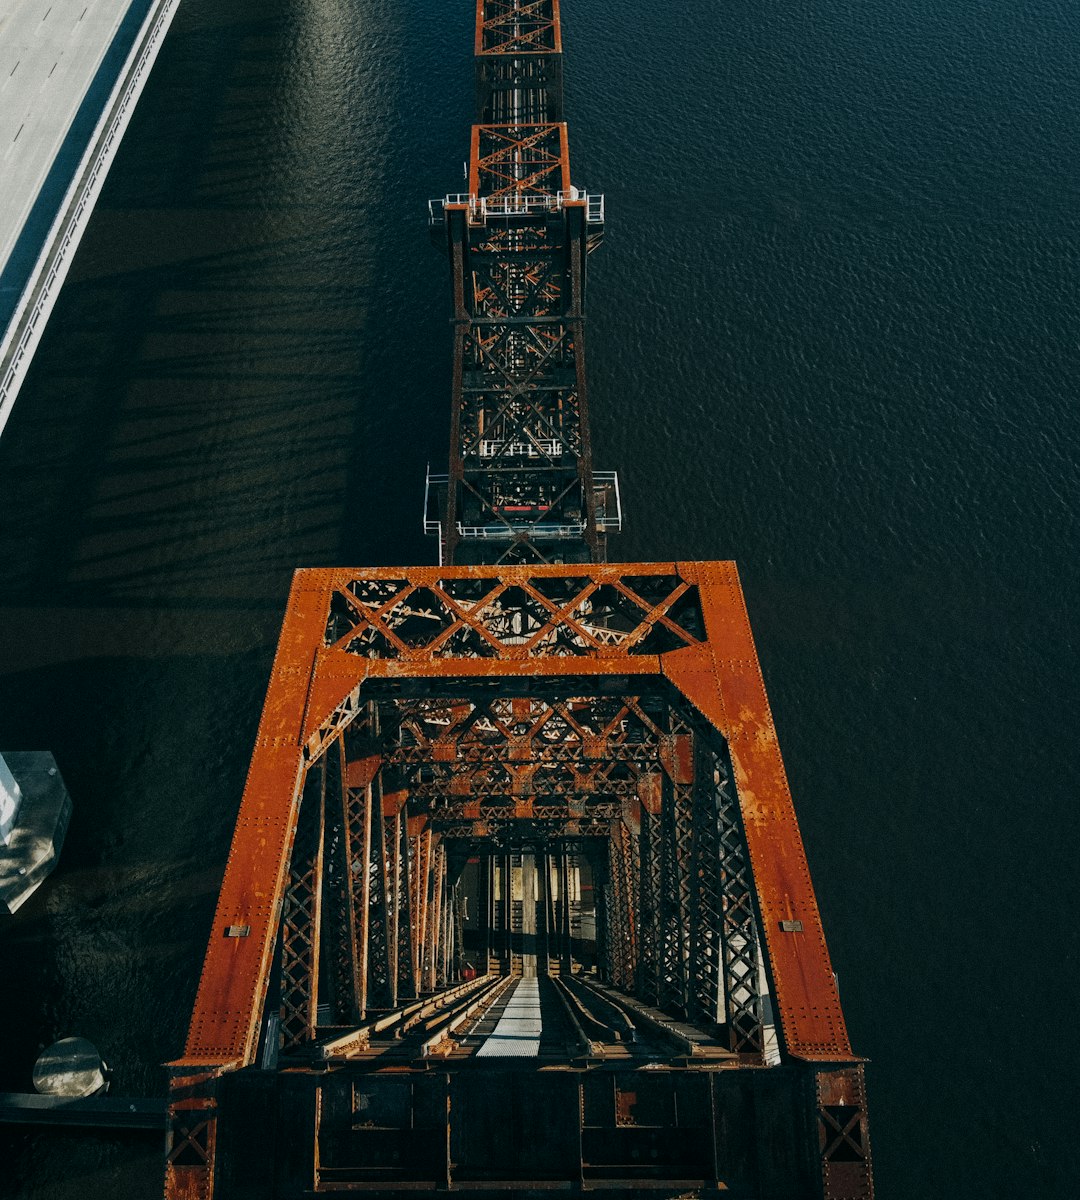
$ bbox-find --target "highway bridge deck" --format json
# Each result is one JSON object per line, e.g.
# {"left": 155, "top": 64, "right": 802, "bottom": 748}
{"left": 0, "top": 0, "right": 180, "bottom": 434}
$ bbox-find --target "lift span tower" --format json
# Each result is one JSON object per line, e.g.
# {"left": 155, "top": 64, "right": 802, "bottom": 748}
{"left": 165, "top": 4, "right": 875, "bottom": 1197}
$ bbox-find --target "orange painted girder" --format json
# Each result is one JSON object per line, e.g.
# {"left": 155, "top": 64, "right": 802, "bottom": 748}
{"left": 664, "top": 563, "right": 853, "bottom": 1060}
{"left": 475, "top": 0, "right": 563, "bottom": 56}
{"left": 468, "top": 123, "right": 571, "bottom": 201}
{"left": 177, "top": 562, "right": 853, "bottom": 1068}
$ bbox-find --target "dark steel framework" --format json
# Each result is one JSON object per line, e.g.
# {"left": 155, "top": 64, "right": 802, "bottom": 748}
{"left": 165, "top": 4, "right": 874, "bottom": 1199}
{"left": 425, "top": 0, "right": 618, "bottom": 566}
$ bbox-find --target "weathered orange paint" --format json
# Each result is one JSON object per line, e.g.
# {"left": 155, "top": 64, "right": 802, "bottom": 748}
{"left": 178, "top": 562, "right": 854, "bottom": 1069}
{"left": 663, "top": 562, "right": 854, "bottom": 1060}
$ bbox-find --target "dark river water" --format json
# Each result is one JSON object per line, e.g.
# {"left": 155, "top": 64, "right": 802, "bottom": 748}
{"left": 1, "top": 0, "right": 1078, "bottom": 1195}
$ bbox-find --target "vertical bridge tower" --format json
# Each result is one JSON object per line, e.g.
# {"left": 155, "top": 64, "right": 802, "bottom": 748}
{"left": 165, "top": 4, "right": 874, "bottom": 1199}
{"left": 425, "top": 0, "right": 619, "bottom": 565}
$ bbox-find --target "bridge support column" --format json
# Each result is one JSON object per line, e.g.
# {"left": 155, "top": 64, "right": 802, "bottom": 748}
{"left": 637, "top": 802, "right": 661, "bottom": 1003}
{"left": 279, "top": 763, "right": 325, "bottom": 1050}
{"left": 817, "top": 1065, "right": 875, "bottom": 1199}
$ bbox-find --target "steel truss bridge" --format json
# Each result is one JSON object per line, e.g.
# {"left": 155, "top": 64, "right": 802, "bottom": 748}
{"left": 165, "top": 4, "right": 874, "bottom": 1198}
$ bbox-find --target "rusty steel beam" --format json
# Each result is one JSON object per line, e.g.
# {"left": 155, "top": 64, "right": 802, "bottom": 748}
{"left": 688, "top": 734, "right": 724, "bottom": 1030}
{"left": 395, "top": 812, "right": 418, "bottom": 1001}
{"left": 344, "top": 748, "right": 377, "bottom": 1019}
{"left": 557, "top": 846, "right": 571, "bottom": 974}
{"left": 475, "top": 0, "right": 562, "bottom": 56}
{"left": 817, "top": 1065, "right": 876, "bottom": 1199}
{"left": 468, "top": 123, "right": 570, "bottom": 201}
{"left": 322, "top": 742, "right": 356, "bottom": 1023}
{"left": 276, "top": 762, "right": 324, "bottom": 1049}
{"left": 481, "top": 853, "right": 494, "bottom": 972}
{"left": 365, "top": 768, "right": 393, "bottom": 1008}
{"left": 173, "top": 561, "right": 854, "bottom": 1073}
{"left": 614, "top": 817, "right": 637, "bottom": 991}
{"left": 538, "top": 847, "right": 552, "bottom": 974}
{"left": 431, "top": 840, "right": 447, "bottom": 989}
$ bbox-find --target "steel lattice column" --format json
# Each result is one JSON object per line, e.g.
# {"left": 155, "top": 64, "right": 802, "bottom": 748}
{"left": 396, "top": 814, "right": 418, "bottom": 1000}
{"left": 340, "top": 747, "right": 377, "bottom": 1020}
{"left": 480, "top": 852, "right": 494, "bottom": 973}
{"left": 501, "top": 851, "right": 512, "bottom": 974}
{"left": 688, "top": 738, "right": 723, "bottom": 1028}
{"left": 366, "top": 768, "right": 394, "bottom": 1008}
{"left": 277, "top": 765, "right": 325, "bottom": 1049}
{"left": 537, "top": 848, "right": 551, "bottom": 975}
{"left": 658, "top": 728, "right": 695, "bottom": 1016}
{"left": 636, "top": 803, "right": 661, "bottom": 1004}
{"left": 321, "top": 744, "right": 358, "bottom": 1024}
{"left": 414, "top": 827, "right": 433, "bottom": 993}
{"left": 817, "top": 1065, "right": 875, "bottom": 1199}
{"left": 557, "top": 847, "right": 572, "bottom": 974}
{"left": 606, "top": 817, "right": 636, "bottom": 991}
{"left": 711, "top": 741, "right": 767, "bottom": 1055}
{"left": 593, "top": 848, "right": 612, "bottom": 981}
{"left": 657, "top": 768, "right": 681, "bottom": 1011}
{"left": 421, "top": 838, "right": 447, "bottom": 991}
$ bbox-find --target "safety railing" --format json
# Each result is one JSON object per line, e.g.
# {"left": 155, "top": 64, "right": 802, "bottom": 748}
{"left": 457, "top": 522, "right": 587, "bottom": 540}
{"left": 559, "top": 191, "right": 605, "bottom": 224}
{"left": 478, "top": 438, "right": 563, "bottom": 458}
{"left": 593, "top": 470, "right": 623, "bottom": 531}
{"left": 429, "top": 190, "right": 605, "bottom": 226}
{"left": 423, "top": 469, "right": 449, "bottom": 537}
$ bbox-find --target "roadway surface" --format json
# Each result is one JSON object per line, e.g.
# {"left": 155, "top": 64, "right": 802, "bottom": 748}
{"left": 0, "top": 0, "right": 140, "bottom": 282}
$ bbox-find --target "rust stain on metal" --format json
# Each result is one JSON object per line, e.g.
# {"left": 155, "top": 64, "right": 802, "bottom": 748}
{"left": 345, "top": 755, "right": 380, "bottom": 789}
{"left": 181, "top": 561, "right": 853, "bottom": 1067}
{"left": 615, "top": 1088, "right": 637, "bottom": 1127}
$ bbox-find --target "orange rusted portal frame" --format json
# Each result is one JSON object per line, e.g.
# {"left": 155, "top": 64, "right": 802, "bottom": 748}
{"left": 181, "top": 562, "right": 850, "bottom": 1068}
{"left": 476, "top": 0, "right": 562, "bottom": 55}
{"left": 468, "top": 123, "right": 571, "bottom": 203}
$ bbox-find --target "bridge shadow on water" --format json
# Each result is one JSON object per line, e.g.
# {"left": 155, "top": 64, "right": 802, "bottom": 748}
{"left": 0, "top": 8, "right": 471, "bottom": 1190}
